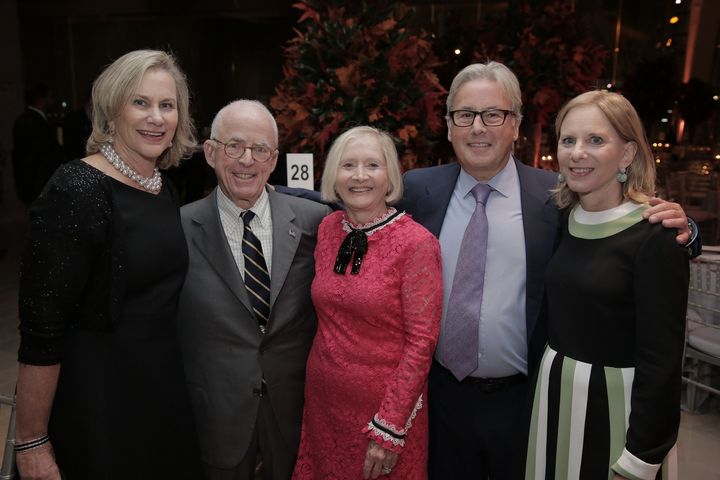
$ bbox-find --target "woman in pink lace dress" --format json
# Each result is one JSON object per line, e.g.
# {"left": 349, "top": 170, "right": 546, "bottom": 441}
{"left": 292, "top": 126, "right": 442, "bottom": 480}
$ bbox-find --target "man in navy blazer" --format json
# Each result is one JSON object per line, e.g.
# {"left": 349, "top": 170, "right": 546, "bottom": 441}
{"left": 399, "top": 62, "right": 694, "bottom": 480}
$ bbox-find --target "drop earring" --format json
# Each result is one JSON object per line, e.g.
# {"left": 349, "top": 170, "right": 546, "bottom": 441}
{"left": 557, "top": 172, "right": 565, "bottom": 183}
{"left": 617, "top": 167, "right": 627, "bottom": 183}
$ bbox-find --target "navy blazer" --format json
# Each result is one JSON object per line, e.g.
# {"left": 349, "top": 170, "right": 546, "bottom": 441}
{"left": 398, "top": 159, "right": 559, "bottom": 372}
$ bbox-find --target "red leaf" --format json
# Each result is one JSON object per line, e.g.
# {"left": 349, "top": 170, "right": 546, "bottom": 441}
{"left": 317, "top": 114, "right": 342, "bottom": 153}
{"left": 371, "top": 18, "right": 397, "bottom": 36}
{"left": 295, "top": 3, "right": 320, "bottom": 24}
{"left": 335, "top": 63, "right": 360, "bottom": 94}
{"left": 397, "top": 125, "right": 418, "bottom": 142}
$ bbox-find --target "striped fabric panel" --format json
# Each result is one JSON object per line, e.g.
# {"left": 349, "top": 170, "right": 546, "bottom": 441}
{"left": 566, "top": 361, "right": 592, "bottom": 480}
{"left": 527, "top": 351, "right": 680, "bottom": 480}
{"left": 526, "top": 347, "right": 557, "bottom": 480}
{"left": 553, "top": 357, "right": 575, "bottom": 480}
{"left": 620, "top": 368, "right": 634, "bottom": 430}
{"left": 546, "top": 355, "right": 562, "bottom": 480}
{"left": 605, "top": 367, "right": 631, "bottom": 480}
{"left": 530, "top": 349, "right": 646, "bottom": 480}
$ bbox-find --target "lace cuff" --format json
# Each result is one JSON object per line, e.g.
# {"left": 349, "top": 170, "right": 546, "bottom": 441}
{"left": 362, "top": 395, "right": 423, "bottom": 453}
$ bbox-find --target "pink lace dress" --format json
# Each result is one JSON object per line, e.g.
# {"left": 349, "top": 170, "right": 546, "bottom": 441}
{"left": 292, "top": 209, "right": 442, "bottom": 480}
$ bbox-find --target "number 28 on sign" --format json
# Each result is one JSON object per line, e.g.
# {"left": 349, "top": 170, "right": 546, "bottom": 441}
{"left": 286, "top": 153, "right": 314, "bottom": 190}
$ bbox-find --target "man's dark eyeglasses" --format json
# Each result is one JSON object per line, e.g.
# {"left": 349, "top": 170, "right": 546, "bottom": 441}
{"left": 448, "top": 109, "right": 515, "bottom": 127}
{"left": 211, "top": 139, "right": 277, "bottom": 163}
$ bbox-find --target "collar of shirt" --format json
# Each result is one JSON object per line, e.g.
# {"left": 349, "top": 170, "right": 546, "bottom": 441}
{"left": 456, "top": 153, "right": 517, "bottom": 200}
{"left": 216, "top": 186, "right": 271, "bottom": 227}
{"left": 573, "top": 200, "right": 643, "bottom": 224}
{"left": 216, "top": 185, "right": 274, "bottom": 276}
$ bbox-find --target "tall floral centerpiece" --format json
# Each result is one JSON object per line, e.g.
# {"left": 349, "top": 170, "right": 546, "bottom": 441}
{"left": 271, "top": 0, "right": 447, "bottom": 175}
{"left": 471, "top": 0, "right": 608, "bottom": 166}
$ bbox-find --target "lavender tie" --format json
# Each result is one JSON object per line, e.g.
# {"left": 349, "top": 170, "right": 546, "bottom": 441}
{"left": 443, "top": 183, "right": 493, "bottom": 380}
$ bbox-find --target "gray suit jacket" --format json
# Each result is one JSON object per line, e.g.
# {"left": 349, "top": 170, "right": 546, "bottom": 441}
{"left": 176, "top": 187, "right": 330, "bottom": 468}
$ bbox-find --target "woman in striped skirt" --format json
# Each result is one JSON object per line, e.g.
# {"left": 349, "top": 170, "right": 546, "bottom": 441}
{"left": 524, "top": 91, "right": 689, "bottom": 480}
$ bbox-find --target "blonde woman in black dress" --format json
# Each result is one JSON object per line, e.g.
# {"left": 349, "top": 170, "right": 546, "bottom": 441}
{"left": 14, "top": 50, "right": 201, "bottom": 480}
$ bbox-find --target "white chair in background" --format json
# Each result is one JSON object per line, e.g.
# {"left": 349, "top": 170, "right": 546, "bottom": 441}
{"left": 684, "top": 254, "right": 720, "bottom": 411}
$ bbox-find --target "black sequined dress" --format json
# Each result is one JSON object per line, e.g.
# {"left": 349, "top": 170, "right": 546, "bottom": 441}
{"left": 18, "top": 160, "right": 202, "bottom": 479}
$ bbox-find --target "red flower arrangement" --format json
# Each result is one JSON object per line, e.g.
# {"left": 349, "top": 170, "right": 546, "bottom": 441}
{"left": 472, "top": 0, "right": 608, "bottom": 166}
{"left": 270, "top": 0, "right": 447, "bottom": 175}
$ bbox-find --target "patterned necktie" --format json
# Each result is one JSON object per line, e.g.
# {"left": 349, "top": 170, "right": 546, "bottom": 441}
{"left": 241, "top": 210, "right": 271, "bottom": 334}
{"left": 443, "top": 183, "right": 493, "bottom": 380}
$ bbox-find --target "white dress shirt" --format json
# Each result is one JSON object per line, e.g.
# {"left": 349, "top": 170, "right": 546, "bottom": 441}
{"left": 217, "top": 187, "right": 274, "bottom": 277}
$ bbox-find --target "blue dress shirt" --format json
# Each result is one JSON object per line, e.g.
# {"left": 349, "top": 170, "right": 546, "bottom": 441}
{"left": 437, "top": 157, "right": 528, "bottom": 377}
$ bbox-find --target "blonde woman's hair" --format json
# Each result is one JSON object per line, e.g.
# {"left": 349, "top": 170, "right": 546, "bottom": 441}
{"left": 86, "top": 49, "right": 196, "bottom": 168}
{"left": 553, "top": 90, "right": 656, "bottom": 208}
{"left": 320, "top": 126, "right": 403, "bottom": 206}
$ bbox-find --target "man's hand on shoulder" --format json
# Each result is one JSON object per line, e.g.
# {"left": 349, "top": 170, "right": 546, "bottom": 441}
{"left": 643, "top": 197, "right": 690, "bottom": 245}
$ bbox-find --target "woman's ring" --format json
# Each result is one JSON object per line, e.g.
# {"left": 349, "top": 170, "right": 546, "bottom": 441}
{"left": 381, "top": 466, "right": 392, "bottom": 474}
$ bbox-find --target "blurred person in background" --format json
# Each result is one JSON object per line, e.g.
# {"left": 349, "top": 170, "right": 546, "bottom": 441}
{"left": 12, "top": 82, "right": 64, "bottom": 205}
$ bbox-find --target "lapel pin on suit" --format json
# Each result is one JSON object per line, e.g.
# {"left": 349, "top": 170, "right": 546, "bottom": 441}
{"left": 289, "top": 229, "right": 296, "bottom": 238}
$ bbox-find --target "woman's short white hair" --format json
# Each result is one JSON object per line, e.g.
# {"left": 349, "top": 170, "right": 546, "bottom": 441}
{"left": 320, "top": 126, "right": 403, "bottom": 206}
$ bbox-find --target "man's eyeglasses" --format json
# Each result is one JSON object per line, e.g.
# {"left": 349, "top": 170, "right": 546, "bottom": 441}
{"left": 448, "top": 109, "right": 515, "bottom": 127}
{"left": 211, "top": 139, "right": 277, "bottom": 163}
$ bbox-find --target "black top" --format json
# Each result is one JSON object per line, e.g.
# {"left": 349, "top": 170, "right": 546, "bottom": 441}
{"left": 545, "top": 207, "right": 689, "bottom": 466}
{"left": 18, "top": 160, "right": 201, "bottom": 479}
{"left": 19, "top": 161, "right": 118, "bottom": 364}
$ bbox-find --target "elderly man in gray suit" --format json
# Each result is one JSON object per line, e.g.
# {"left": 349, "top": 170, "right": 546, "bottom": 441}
{"left": 177, "top": 99, "right": 330, "bottom": 480}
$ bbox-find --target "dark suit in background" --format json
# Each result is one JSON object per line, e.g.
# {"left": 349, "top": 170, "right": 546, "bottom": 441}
{"left": 12, "top": 107, "right": 63, "bottom": 205}
{"left": 63, "top": 102, "right": 93, "bottom": 161}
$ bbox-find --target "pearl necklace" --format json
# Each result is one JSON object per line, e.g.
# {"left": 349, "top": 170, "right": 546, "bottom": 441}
{"left": 100, "top": 144, "right": 162, "bottom": 194}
